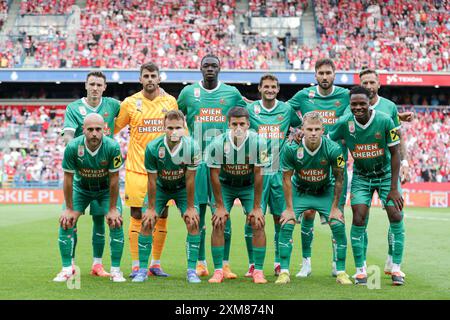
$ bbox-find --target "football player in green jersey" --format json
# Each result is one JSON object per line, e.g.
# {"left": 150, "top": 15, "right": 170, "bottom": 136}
{"left": 62, "top": 71, "right": 121, "bottom": 278}
{"left": 287, "top": 58, "right": 349, "bottom": 278}
{"left": 360, "top": 68, "right": 412, "bottom": 278}
{"left": 206, "top": 107, "right": 270, "bottom": 284}
{"left": 246, "top": 74, "right": 302, "bottom": 277}
{"left": 330, "top": 86, "right": 405, "bottom": 286}
{"left": 277, "top": 112, "right": 352, "bottom": 285}
{"left": 178, "top": 54, "right": 247, "bottom": 279}
{"left": 132, "top": 110, "right": 202, "bottom": 283}
{"left": 54, "top": 113, "right": 125, "bottom": 283}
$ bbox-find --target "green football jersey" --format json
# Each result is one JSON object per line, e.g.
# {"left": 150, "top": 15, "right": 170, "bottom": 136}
{"left": 248, "top": 100, "right": 302, "bottom": 168}
{"left": 62, "top": 135, "right": 123, "bottom": 191}
{"left": 177, "top": 81, "right": 247, "bottom": 151}
{"left": 63, "top": 97, "right": 121, "bottom": 138}
{"left": 371, "top": 95, "right": 401, "bottom": 129}
{"left": 206, "top": 130, "right": 269, "bottom": 187}
{"left": 287, "top": 85, "right": 349, "bottom": 134}
{"left": 144, "top": 135, "right": 201, "bottom": 191}
{"left": 330, "top": 110, "right": 400, "bottom": 177}
{"left": 282, "top": 137, "right": 345, "bottom": 192}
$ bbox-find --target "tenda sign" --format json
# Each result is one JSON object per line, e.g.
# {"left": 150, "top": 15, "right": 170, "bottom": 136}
{"left": 355, "top": 73, "right": 450, "bottom": 87}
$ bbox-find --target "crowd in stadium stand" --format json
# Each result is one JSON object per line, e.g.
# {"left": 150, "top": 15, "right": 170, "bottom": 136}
{"left": 0, "top": 106, "right": 449, "bottom": 187}
{"left": 288, "top": 0, "right": 449, "bottom": 71}
{"left": 3, "top": 0, "right": 447, "bottom": 71}
{"left": 19, "top": 0, "right": 75, "bottom": 15}
{"left": 248, "top": 0, "right": 307, "bottom": 17}
{"left": 0, "top": 0, "right": 8, "bottom": 30}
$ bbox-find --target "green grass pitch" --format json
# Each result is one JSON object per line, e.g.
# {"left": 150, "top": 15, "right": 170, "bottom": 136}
{"left": 0, "top": 204, "right": 449, "bottom": 300}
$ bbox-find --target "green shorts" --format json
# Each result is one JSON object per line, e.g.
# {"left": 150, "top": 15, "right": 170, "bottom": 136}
{"left": 68, "top": 184, "right": 123, "bottom": 216}
{"left": 261, "top": 171, "right": 286, "bottom": 216}
{"left": 211, "top": 184, "right": 256, "bottom": 215}
{"left": 143, "top": 186, "right": 199, "bottom": 217}
{"left": 350, "top": 174, "right": 402, "bottom": 208}
{"left": 195, "top": 162, "right": 211, "bottom": 205}
{"left": 292, "top": 185, "right": 343, "bottom": 223}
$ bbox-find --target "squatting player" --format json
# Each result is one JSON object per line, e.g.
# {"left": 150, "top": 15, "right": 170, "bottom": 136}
{"left": 54, "top": 113, "right": 125, "bottom": 282}
{"left": 330, "top": 86, "right": 405, "bottom": 286}
{"left": 62, "top": 71, "right": 121, "bottom": 278}
{"left": 359, "top": 68, "right": 411, "bottom": 277}
{"left": 206, "top": 107, "right": 270, "bottom": 284}
{"left": 178, "top": 54, "right": 247, "bottom": 279}
{"left": 132, "top": 111, "right": 202, "bottom": 283}
{"left": 114, "top": 63, "right": 178, "bottom": 277}
{"left": 287, "top": 58, "right": 349, "bottom": 278}
{"left": 246, "top": 74, "right": 302, "bottom": 277}
{"left": 278, "top": 111, "right": 352, "bottom": 285}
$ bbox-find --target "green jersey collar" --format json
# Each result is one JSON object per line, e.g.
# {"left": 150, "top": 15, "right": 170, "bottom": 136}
{"left": 258, "top": 99, "right": 279, "bottom": 113}
{"left": 370, "top": 95, "right": 381, "bottom": 110}
{"left": 302, "top": 136, "right": 322, "bottom": 157}
{"left": 316, "top": 85, "right": 335, "bottom": 98}
{"left": 355, "top": 110, "right": 376, "bottom": 130}
{"left": 199, "top": 81, "right": 222, "bottom": 93}
{"left": 82, "top": 97, "right": 103, "bottom": 111}
{"left": 84, "top": 137, "right": 103, "bottom": 157}
{"left": 228, "top": 130, "right": 249, "bottom": 151}
{"left": 164, "top": 136, "right": 183, "bottom": 157}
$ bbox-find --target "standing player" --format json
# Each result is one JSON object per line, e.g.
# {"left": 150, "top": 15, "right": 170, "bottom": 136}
{"left": 177, "top": 54, "right": 247, "bottom": 278}
{"left": 206, "top": 107, "right": 270, "bottom": 284}
{"left": 287, "top": 58, "right": 349, "bottom": 277}
{"left": 359, "top": 68, "right": 411, "bottom": 277}
{"left": 62, "top": 71, "right": 121, "bottom": 278}
{"left": 132, "top": 111, "right": 202, "bottom": 283}
{"left": 114, "top": 62, "right": 178, "bottom": 277}
{"left": 246, "top": 74, "right": 302, "bottom": 277}
{"left": 54, "top": 113, "right": 125, "bottom": 282}
{"left": 330, "top": 86, "right": 405, "bottom": 285}
{"left": 278, "top": 112, "right": 352, "bottom": 285}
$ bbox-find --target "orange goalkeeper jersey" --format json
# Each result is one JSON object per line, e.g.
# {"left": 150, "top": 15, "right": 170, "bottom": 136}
{"left": 114, "top": 89, "right": 178, "bottom": 174}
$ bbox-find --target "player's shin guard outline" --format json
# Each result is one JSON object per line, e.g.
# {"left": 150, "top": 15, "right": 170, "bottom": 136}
{"left": 279, "top": 223, "right": 294, "bottom": 271}
{"left": 330, "top": 219, "right": 347, "bottom": 272}
{"left": 92, "top": 215, "right": 105, "bottom": 259}
{"left": 300, "top": 218, "right": 314, "bottom": 259}
{"left": 244, "top": 223, "right": 254, "bottom": 264}
{"left": 110, "top": 227, "right": 124, "bottom": 268}
{"left": 223, "top": 219, "right": 232, "bottom": 261}
{"left": 59, "top": 226, "right": 75, "bottom": 268}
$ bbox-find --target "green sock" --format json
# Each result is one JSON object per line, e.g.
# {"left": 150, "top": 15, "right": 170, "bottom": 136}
{"left": 186, "top": 233, "right": 201, "bottom": 270}
{"left": 211, "top": 246, "right": 224, "bottom": 269}
{"left": 244, "top": 223, "right": 254, "bottom": 264}
{"left": 92, "top": 215, "right": 105, "bottom": 259}
{"left": 253, "top": 246, "right": 266, "bottom": 271}
{"left": 109, "top": 227, "right": 124, "bottom": 268}
{"left": 390, "top": 219, "right": 405, "bottom": 265}
{"left": 274, "top": 223, "right": 281, "bottom": 264}
{"left": 58, "top": 226, "right": 75, "bottom": 267}
{"left": 330, "top": 220, "right": 347, "bottom": 272}
{"left": 198, "top": 204, "right": 207, "bottom": 261}
{"left": 387, "top": 226, "right": 393, "bottom": 256}
{"left": 138, "top": 234, "right": 153, "bottom": 270}
{"left": 279, "top": 223, "right": 294, "bottom": 271}
{"left": 363, "top": 215, "right": 369, "bottom": 262}
{"left": 301, "top": 218, "right": 314, "bottom": 258}
{"left": 72, "top": 223, "right": 78, "bottom": 260}
{"left": 223, "top": 219, "right": 232, "bottom": 261}
{"left": 351, "top": 225, "right": 366, "bottom": 268}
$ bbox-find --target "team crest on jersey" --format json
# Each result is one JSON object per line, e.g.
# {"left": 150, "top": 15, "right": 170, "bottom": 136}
{"left": 254, "top": 104, "right": 261, "bottom": 115}
{"left": 348, "top": 121, "right": 355, "bottom": 133}
{"left": 103, "top": 112, "right": 109, "bottom": 118}
{"left": 277, "top": 115, "right": 284, "bottom": 121}
{"left": 136, "top": 99, "right": 142, "bottom": 112}
{"left": 224, "top": 141, "right": 231, "bottom": 154}
{"left": 297, "top": 147, "right": 304, "bottom": 159}
{"left": 194, "top": 88, "right": 201, "bottom": 98}
{"left": 320, "top": 159, "right": 328, "bottom": 166}
{"left": 308, "top": 90, "right": 315, "bottom": 99}
{"left": 335, "top": 101, "right": 341, "bottom": 107}
{"left": 78, "top": 106, "right": 87, "bottom": 116}
{"left": 161, "top": 107, "right": 168, "bottom": 113}
{"left": 78, "top": 145, "right": 85, "bottom": 157}
{"left": 375, "top": 132, "right": 382, "bottom": 139}
{"left": 159, "top": 147, "right": 166, "bottom": 158}
{"left": 100, "top": 159, "right": 108, "bottom": 166}
{"left": 220, "top": 98, "right": 225, "bottom": 105}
